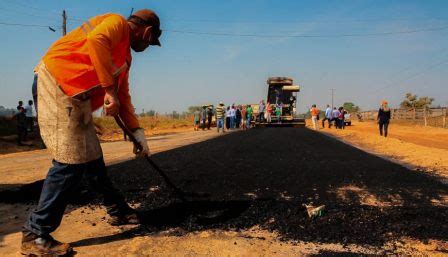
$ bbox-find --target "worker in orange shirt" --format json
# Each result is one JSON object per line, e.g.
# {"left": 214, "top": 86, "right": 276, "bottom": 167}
{"left": 21, "top": 9, "right": 162, "bottom": 256}
{"left": 310, "top": 104, "right": 320, "bottom": 130}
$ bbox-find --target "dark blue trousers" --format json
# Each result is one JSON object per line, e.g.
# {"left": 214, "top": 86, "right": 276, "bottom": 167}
{"left": 24, "top": 157, "right": 128, "bottom": 236}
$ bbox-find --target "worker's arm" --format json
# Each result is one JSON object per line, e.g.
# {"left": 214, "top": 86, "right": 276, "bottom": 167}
{"left": 86, "top": 15, "right": 127, "bottom": 115}
{"left": 117, "top": 72, "right": 140, "bottom": 130}
{"left": 86, "top": 15, "right": 126, "bottom": 88}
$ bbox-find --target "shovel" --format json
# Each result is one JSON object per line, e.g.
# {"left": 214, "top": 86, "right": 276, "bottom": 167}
{"left": 113, "top": 115, "right": 248, "bottom": 222}
{"left": 113, "top": 115, "right": 207, "bottom": 201}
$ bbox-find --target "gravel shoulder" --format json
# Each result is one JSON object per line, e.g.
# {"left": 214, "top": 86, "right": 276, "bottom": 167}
{"left": 315, "top": 121, "right": 448, "bottom": 180}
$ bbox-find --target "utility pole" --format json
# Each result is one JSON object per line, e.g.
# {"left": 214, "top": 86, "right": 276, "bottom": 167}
{"left": 62, "top": 10, "right": 67, "bottom": 36}
{"left": 330, "top": 88, "right": 335, "bottom": 109}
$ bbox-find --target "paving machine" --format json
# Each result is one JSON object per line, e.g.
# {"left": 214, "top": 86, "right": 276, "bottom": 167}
{"left": 255, "top": 76, "right": 305, "bottom": 127}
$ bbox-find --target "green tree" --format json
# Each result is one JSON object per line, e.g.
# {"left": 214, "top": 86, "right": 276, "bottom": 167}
{"left": 342, "top": 102, "right": 360, "bottom": 113}
{"left": 187, "top": 106, "right": 202, "bottom": 114}
{"left": 400, "top": 93, "right": 434, "bottom": 109}
{"left": 171, "top": 111, "right": 180, "bottom": 119}
{"left": 140, "top": 109, "right": 156, "bottom": 117}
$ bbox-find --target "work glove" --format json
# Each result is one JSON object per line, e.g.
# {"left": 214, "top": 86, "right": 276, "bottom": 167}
{"left": 132, "top": 129, "right": 150, "bottom": 157}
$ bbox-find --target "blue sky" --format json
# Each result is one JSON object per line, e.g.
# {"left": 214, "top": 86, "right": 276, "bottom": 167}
{"left": 0, "top": 0, "right": 447, "bottom": 113}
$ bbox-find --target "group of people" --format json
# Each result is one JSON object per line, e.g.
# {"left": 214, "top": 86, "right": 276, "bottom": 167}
{"left": 193, "top": 103, "right": 255, "bottom": 132}
{"left": 309, "top": 100, "right": 392, "bottom": 137}
{"left": 15, "top": 100, "right": 35, "bottom": 145}
{"left": 193, "top": 100, "right": 285, "bottom": 133}
{"left": 260, "top": 100, "right": 284, "bottom": 124}
{"left": 309, "top": 104, "right": 348, "bottom": 130}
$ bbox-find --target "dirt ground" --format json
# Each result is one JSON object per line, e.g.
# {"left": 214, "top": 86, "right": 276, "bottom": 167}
{"left": 0, "top": 126, "right": 194, "bottom": 155}
{"left": 0, "top": 126, "right": 447, "bottom": 255}
{"left": 314, "top": 120, "right": 448, "bottom": 179}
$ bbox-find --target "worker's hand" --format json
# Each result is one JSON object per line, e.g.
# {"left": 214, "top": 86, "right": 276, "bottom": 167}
{"left": 104, "top": 87, "right": 120, "bottom": 116}
{"left": 132, "top": 128, "right": 150, "bottom": 157}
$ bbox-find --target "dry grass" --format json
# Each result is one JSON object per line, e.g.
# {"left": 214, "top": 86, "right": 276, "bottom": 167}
{"left": 93, "top": 116, "right": 193, "bottom": 141}
{"left": 94, "top": 116, "right": 192, "bottom": 130}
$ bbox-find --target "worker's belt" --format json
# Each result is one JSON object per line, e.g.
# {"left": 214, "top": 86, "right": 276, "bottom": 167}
{"left": 70, "top": 85, "right": 99, "bottom": 102}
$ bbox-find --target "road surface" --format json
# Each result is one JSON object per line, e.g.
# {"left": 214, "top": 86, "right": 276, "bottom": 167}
{"left": 0, "top": 127, "right": 447, "bottom": 255}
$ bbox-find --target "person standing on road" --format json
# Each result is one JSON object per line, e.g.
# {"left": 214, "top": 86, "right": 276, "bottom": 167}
{"left": 332, "top": 107, "right": 341, "bottom": 129}
{"left": 225, "top": 106, "right": 231, "bottom": 130}
{"left": 241, "top": 105, "right": 247, "bottom": 130}
{"left": 207, "top": 105, "right": 214, "bottom": 130}
{"left": 321, "top": 104, "right": 332, "bottom": 128}
{"left": 275, "top": 103, "right": 282, "bottom": 124}
{"left": 15, "top": 106, "right": 27, "bottom": 145}
{"left": 201, "top": 106, "right": 207, "bottom": 130}
{"left": 22, "top": 9, "right": 161, "bottom": 255}
{"left": 266, "top": 102, "right": 272, "bottom": 123}
{"left": 25, "top": 100, "right": 35, "bottom": 133}
{"left": 377, "top": 100, "right": 391, "bottom": 137}
{"left": 193, "top": 109, "right": 201, "bottom": 131}
{"left": 337, "top": 107, "right": 345, "bottom": 129}
{"left": 17, "top": 100, "right": 23, "bottom": 111}
{"left": 246, "top": 104, "right": 253, "bottom": 128}
{"left": 310, "top": 104, "right": 320, "bottom": 130}
{"left": 16, "top": 101, "right": 27, "bottom": 140}
{"left": 258, "top": 100, "right": 266, "bottom": 123}
{"left": 235, "top": 105, "right": 242, "bottom": 128}
{"left": 215, "top": 101, "right": 226, "bottom": 133}
{"left": 229, "top": 105, "right": 236, "bottom": 129}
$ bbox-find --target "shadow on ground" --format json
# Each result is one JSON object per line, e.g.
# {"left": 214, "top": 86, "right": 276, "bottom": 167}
{"left": 1, "top": 127, "right": 447, "bottom": 249}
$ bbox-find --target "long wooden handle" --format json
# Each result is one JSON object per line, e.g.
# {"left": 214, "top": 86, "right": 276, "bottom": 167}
{"left": 113, "top": 116, "right": 141, "bottom": 150}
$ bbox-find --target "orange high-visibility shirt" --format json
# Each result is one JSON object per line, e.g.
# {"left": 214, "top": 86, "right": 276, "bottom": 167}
{"left": 310, "top": 107, "right": 320, "bottom": 117}
{"left": 41, "top": 13, "right": 139, "bottom": 129}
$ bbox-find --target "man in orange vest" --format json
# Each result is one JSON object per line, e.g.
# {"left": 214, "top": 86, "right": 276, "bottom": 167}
{"left": 21, "top": 9, "right": 162, "bottom": 255}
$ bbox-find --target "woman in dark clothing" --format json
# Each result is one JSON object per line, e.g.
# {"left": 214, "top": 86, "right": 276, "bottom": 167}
{"left": 377, "top": 100, "right": 391, "bottom": 137}
{"left": 235, "top": 106, "right": 242, "bottom": 128}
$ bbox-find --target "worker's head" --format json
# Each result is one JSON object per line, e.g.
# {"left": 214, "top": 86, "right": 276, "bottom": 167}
{"left": 18, "top": 100, "right": 23, "bottom": 106}
{"left": 28, "top": 100, "right": 33, "bottom": 105}
{"left": 312, "top": 104, "right": 316, "bottom": 107}
{"left": 381, "top": 100, "right": 389, "bottom": 110}
{"left": 127, "top": 9, "right": 162, "bottom": 52}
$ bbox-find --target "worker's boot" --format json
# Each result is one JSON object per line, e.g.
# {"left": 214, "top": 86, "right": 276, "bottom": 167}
{"left": 108, "top": 207, "right": 141, "bottom": 226}
{"left": 21, "top": 231, "right": 72, "bottom": 256}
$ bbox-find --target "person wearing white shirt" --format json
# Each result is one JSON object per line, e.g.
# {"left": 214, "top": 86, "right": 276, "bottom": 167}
{"left": 321, "top": 104, "right": 332, "bottom": 128}
{"left": 332, "top": 107, "right": 341, "bottom": 129}
{"left": 225, "top": 106, "right": 231, "bottom": 130}
{"left": 25, "top": 100, "right": 35, "bottom": 132}
{"left": 229, "top": 106, "right": 236, "bottom": 129}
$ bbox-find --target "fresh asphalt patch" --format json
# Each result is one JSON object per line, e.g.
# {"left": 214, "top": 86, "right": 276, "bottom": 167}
{"left": 1, "top": 127, "right": 447, "bottom": 247}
